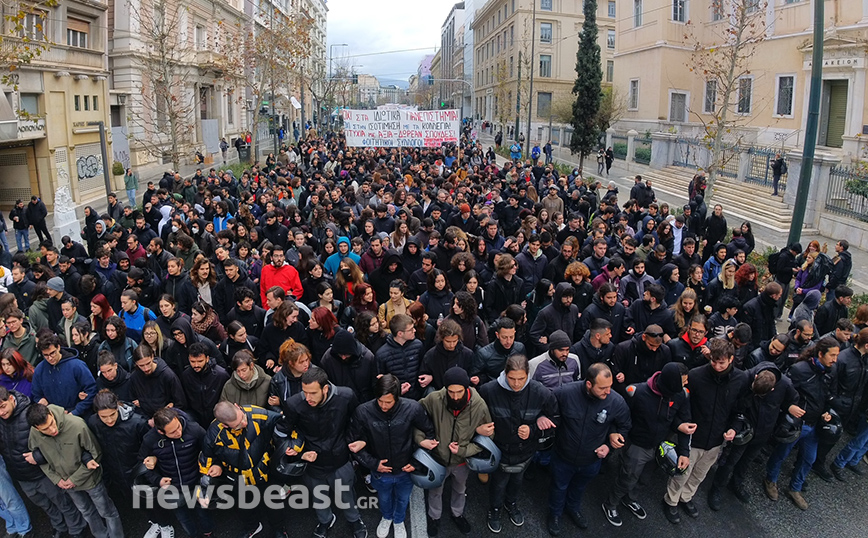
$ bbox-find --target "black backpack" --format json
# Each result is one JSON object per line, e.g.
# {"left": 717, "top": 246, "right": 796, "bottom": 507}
{"left": 767, "top": 248, "right": 785, "bottom": 274}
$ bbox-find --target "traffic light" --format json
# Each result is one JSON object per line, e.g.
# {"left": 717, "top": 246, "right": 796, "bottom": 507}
{"left": 440, "top": 101, "right": 446, "bottom": 108}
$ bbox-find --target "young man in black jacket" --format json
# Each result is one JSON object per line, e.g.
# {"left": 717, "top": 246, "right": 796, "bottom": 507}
{"left": 350, "top": 375, "right": 436, "bottom": 538}
{"left": 480, "top": 355, "right": 558, "bottom": 533}
{"left": 603, "top": 362, "right": 692, "bottom": 526}
{"left": 772, "top": 243, "right": 802, "bottom": 320}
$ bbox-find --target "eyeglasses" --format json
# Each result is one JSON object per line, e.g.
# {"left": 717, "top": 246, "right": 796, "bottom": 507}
{"left": 644, "top": 331, "right": 665, "bottom": 338}
{"left": 688, "top": 327, "right": 707, "bottom": 335}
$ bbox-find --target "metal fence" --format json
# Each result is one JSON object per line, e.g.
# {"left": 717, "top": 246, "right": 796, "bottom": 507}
{"left": 612, "top": 135, "right": 628, "bottom": 160}
{"left": 634, "top": 137, "right": 652, "bottom": 165}
{"left": 718, "top": 146, "right": 739, "bottom": 179}
{"left": 673, "top": 138, "right": 702, "bottom": 169}
{"left": 745, "top": 146, "right": 787, "bottom": 193}
{"left": 827, "top": 165, "right": 868, "bottom": 222}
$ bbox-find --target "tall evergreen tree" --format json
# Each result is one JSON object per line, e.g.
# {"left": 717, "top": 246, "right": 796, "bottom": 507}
{"left": 569, "top": 0, "right": 603, "bottom": 169}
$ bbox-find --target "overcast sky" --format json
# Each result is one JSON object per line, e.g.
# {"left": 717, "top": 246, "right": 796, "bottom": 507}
{"left": 326, "top": 0, "right": 460, "bottom": 86}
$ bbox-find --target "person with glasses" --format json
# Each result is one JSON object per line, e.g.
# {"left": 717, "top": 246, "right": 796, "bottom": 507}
{"left": 666, "top": 316, "right": 712, "bottom": 369}
{"left": 31, "top": 334, "right": 96, "bottom": 418}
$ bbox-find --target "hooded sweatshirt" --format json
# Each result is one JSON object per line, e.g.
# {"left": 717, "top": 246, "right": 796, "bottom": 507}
{"left": 324, "top": 237, "right": 361, "bottom": 276}
{"left": 219, "top": 363, "right": 271, "bottom": 407}
{"left": 321, "top": 328, "right": 378, "bottom": 402}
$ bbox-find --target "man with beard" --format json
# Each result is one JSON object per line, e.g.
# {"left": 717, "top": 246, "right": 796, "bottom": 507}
{"left": 261, "top": 210, "right": 289, "bottom": 248}
{"left": 419, "top": 366, "right": 493, "bottom": 537}
{"left": 612, "top": 324, "right": 672, "bottom": 394}
{"left": 570, "top": 319, "right": 616, "bottom": 375}
{"left": 480, "top": 355, "right": 558, "bottom": 533}
{"left": 473, "top": 318, "right": 527, "bottom": 385}
{"left": 547, "top": 363, "right": 631, "bottom": 535}
{"left": 214, "top": 259, "right": 258, "bottom": 323}
{"left": 276, "top": 367, "right": 367, "bottom": 538}
{"left": 180, "top": 342, "right": 229, "bottom": 427}
{"left": 530, "top": 330, "right": 581, "bottom": 388}
{"left": 625, "top": 284, "right": 678, "bottom": 341}
{"left": 419, "top": 320, "right": 477, "bottom": 392}
{"left": 259, "top": 245, "right": 303, "bottom": 305}
{"left": 581, "top": 283, "right": 627, "bottom": 342}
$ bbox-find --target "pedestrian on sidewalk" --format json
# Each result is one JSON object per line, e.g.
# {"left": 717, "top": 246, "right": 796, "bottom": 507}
{"left": 770, "top": 153, "right": 786, "bottom": 196}
{"left": 219, "top": 138, "right": 229, "bottom": 163}
{"left": 0, "top": 209, "right": 9, "bottom": 255}
{"left": 605, "top": 147, "right": 614, "bottom": 175}
{"left": 597, "top": 149, "right": 605, "bottom": 175}
{"left": 123, "top": 168, "right": 138, "bottom": 209}
{"left": 25, "top": 196, "right": 50, "bottom": 247}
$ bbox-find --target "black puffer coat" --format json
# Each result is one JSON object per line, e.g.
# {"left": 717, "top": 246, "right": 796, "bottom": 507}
{"left": 350, "top": 397, "right": 435, "bottom": 473}
{"left": 375, "top": 334, "right": 424, "bottom": 399}
{"left": 0, "top": 393, "right": 46, "bottom": 481}
{"left": 137, "top": 410, "right": 206, "bottom": 487}
{"left": 88, "top": 403, "right": 150, "bottom": 489}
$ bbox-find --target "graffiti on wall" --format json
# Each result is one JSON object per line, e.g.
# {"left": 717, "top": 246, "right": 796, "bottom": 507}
{"left": 76, "top": 154, "right": 103, "bottom": 181}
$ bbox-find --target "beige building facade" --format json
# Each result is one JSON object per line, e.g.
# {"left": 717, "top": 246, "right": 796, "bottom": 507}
{"left": 0, "top": 0, "right": 113, "bottom": 210}
{"left": 613, "top": 0, "right": 868, "bottom": 157}
{"left": 472, "top": 0, "right": 616, "bottom": 144}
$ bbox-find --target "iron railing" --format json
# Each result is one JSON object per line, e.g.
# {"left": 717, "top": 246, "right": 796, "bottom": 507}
{"left": 745, "top": 146, "right": 787, "bottom": 193}
{"left": 827, "top": 165, "right": 868, "bottom": 222}
{"left": 612, "top": 135, "right": 628, "bottom": 160}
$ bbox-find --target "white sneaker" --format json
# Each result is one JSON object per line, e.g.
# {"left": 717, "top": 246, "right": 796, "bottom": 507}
{"left": 393, "top": 522, "right": 407, "bottom": 538}
{"left": 159, "top": 525, "right": 175, "bottom": 538}
{"left": 376, "top": 518, "right": 392, "bottom": 538}
{"left": 143, "top": 522, "right": 161, "bottom": 538}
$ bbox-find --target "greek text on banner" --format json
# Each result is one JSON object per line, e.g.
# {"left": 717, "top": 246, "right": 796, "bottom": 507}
{"left": 342, "top": 109, "right": 460, "bottom": 148}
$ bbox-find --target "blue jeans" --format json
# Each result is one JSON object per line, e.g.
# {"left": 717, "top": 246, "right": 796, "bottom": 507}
{"left": 66, "top": 482, "right": 124, "bottom": 538}
{"left": 835, "top": 416, "right": 868, "bottom": 468}
{"left": 126, "top": 189, "right": 137, "bottom": 208}
{"left": 14, "top": 229, "right": 29, "bottom": 252}
{"left": 371, "top": 472, "right": 413, "bottom": 524}
{"left": 548, "top": 454, "right": 601, "bottom": 517}
{"left": 766, "top": 423, "right": 819, "bottom": 492}
{"left": 0, "top": 457, "right": 31, "bottom": 535}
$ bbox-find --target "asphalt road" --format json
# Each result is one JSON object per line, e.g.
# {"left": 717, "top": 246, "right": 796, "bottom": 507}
{"left": 19, "top": 434, "right": 866, "bottom": 538}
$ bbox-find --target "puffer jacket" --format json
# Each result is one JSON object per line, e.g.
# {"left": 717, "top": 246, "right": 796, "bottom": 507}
{"left": 0, "top": 392, "right": 46, "bottom": 481}
{"left": 472, "top": 339, "right": 527, "bottom": 385}
{"left": 529, "top": 282, "right": 580, "bottom": 352}
{"left": 570, "top": 330, "right": 616, "bottom": 375}
{"left": 552, "top": 382, "right": 631, "bottom": 466}
{"left": 831, "top": 346, "right": 868, "bottom": 425}
{"left": 479, "top": 374, "right": 558, "bottom": 464}
{"left": 515, "top": 247, "right": 548, "bottom": 296}
{"left": 625, "top": 300, "right": 678, "bottom": 339}
{"left": 87, "top": 403, "right": 150, "bottom": 489}
{"left": 351, "top": 397, "right": 436, "bottom": 473}
{"left": 687, "top": 363, "right": 750, "bottom": 450}
{"left": 414, "top": 387, "right": 492, "bottom": 467}
{"left": 580, "top": 293, "right": 627, "bottom": 343}
{"left": 740, "top": 362, "right": 799, "bottom": 441}
{"left": 741, "top": 293, "right": 778, "bottom": 348}
{"left": 483, "top": 275, "right": 525, "bottom": 324}
{"left": 277, "top": 383, "right": 358, "bottom": 474}
{"left": 375, "top": 334, "right": 424, "bottom": 399}
{"left": 31, "top": 347, "right": 96, "bottom": 417}
{"left": 530, "top": 351, "right": 581, "bottom": 389}
{"left": 200, "top": 405, "right": 280, "bottom": 485}
{"left": 138, "top": 410, "right": 206, "bottom": 487}
{"left": 667, "top": 332, "right": 709, "bottom": 369}
{"left": 624, "top": 374, "right": 691, "bottom": 456}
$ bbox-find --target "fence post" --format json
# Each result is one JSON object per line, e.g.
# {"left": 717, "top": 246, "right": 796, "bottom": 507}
{"left": 737, "top": 147, "right": 751, "bottom": 183}
{"left": 606, "top": 128, "right": 614, "bottom": 150}
{"left": 785, "top": 150, "right": 840, "bottom": 229}
{"left": 650, "top": 132, "right": 674, "bottom": 169}
{"left": 626, "top": 129, "right": 638, "bottom": 164}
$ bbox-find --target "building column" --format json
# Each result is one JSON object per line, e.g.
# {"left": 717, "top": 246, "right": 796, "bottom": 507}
{"left": 606, "top": 127, "right": 615, "bottom": 150}
{"left": 784, "top": 149, "right": 842, "bottom": 227}
{"left": 626, "top": 129, "right": 638, "bottom": 163}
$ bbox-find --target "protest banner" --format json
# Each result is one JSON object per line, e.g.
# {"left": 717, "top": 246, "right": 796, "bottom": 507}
{"left": 342, "top": 108, "right": 460, "bottom": 147}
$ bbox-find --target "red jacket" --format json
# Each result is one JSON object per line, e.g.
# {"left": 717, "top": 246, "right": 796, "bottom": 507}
{"left": 259, "top": 263, "right": 303, "bottom": 304}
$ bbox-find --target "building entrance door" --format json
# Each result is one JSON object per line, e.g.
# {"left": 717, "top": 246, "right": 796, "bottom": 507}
{"left": 818, "top": 80, "right": 848, "bottom": 147}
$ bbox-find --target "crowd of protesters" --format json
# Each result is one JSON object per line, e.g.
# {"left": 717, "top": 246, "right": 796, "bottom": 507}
{"left": 0, "top": 126, "right": 863, "bottom": 538}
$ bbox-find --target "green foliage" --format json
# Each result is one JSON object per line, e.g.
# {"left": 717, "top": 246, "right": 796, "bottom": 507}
{"left": 613, "top": 143, "right": 627, "bottom": 159}
{"left": 635, "top": 147, "right": 651, "bottom": 163}
{"left": 112, "top": 161, "right": 125, "bottom": 176}
{"left": 850, "top": 294, "right": 868, "bottom": 319}
{"left": 223, "top": 162, "right": 254, "bottom": 179}
{"left": 845, "top": 178, "right": 868, "bottom": 198}
{"left": 568, "top": 0, "right": 602, "bottom": 161}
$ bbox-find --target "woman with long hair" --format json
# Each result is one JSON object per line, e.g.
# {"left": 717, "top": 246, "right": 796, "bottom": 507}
{"left": 526, "top": 278, "right": 555, "bottom": 331}
{"left": 71, "top": 320, "right": 100, "bottom": 375}
{"left": 308, "top": 281, "right": 344, "bottom": 321}
{"left": 301, "top": 261, "right": 332, "bottom": 305}
{"left": 378, "top": 280, "right": 412, "bottom": 328}
{"left": 446, "top": 291, "right": 489, "bottom": 352}
{"left": 419, "top": 269, "right": 454, "bottom": 327}
{"left": 408, "top": 301, "right": 436, "bottom": 351}
{"left": 390, "top": 220, "right": 411, "bottom": 251}
{"left": 190, "top": 258, "right": 217, "bottom": 306}
{"left": 672, "top": 289, "right": 700, "bottom": 335}
{"left": 141, "top": 320, "right": 173, "bottom": 359}
{"left": 219, "top": 320, "right": 259, "bottom": 368}
{"left": 686, "top": 264, "right": 707, "bottom": 309}
{"left": 236, "top": 241, "right": 263, "bottom": 285}
{"left": 461, "top": 270, "right": 485, "bottom": 317}
{"left": 0, "top": 348, "right": 34, "bottom": 397}
{"left": 258, "top": 301, "right": 307, "bottom": 371}
{"left": 657, "top": 220, "right": 675, "bottom": 254}
{"left": 334, "top": 257, "right": 364, "bottom": 304}
{"left": 319, "top": 239, "right": 337, "bottom": 264}
{"left": 90, "top": 293, "right": 115, "bottom": 335}
{"left": 741, "top": 221, "right": 755, "bottom": 254}
{"left": 266, "top": 338, "right": 312, "bottom": 411}
{"left": 97, "top": 316, "right": 137, "bottom": 371}
{"left": 190, "top": 300, "right": 227, "bottom": 344}
{"left": 354, "top": 311, "right": 388, "bottom": 355}
{"left": 308, "top": 306, "right": 338, "bottom": 365}
{"left": 854, "top": 304, "right": 868, "bottom": 333}
{"left": 447, "top": 252, "right": 476, "bottom": 293}
{"left": 350, "top": 283, "right": 378, "bottom": 316}
{"left": 706, "top": 259, "right": 738, "bottom": 312}
{"left": 565, "top": 261, "right": 595, "bottom": 313}
{"left": 734, "top": 263, "right": 759, "bottom": 304}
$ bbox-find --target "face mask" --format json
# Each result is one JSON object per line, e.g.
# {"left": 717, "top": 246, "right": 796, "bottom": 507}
{"left": 341, "top": 268, "right": 351, "bottom": 277}
{"left": 192, "top": 227, "right": 199, "bottom": 234}
{"left": 171, "top": 226, "right": 179, "bottom": 233}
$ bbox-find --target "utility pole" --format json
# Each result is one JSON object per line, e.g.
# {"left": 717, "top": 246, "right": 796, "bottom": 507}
{"left": 788, "top": 0, "right": 824, "bottom": 243}
{"left": 525, "top": 0, "right": 538, "bottom": 160}
{"left": 514, "top": 51, "right": 521, "bottom": 142}
{"left": 300, "top": 64, "right": 306, "bottom": 139}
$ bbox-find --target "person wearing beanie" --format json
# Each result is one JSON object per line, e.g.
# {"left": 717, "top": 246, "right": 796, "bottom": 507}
{"left": 45, "top": 277, "right": 71, "bottom": 332}
{"left": 321, "top": 328, "right": 377, "bottom": 402}
{"left": 417, "top": 365, "right": 493, "bottom": 536}
{"left": 479, "top": 355, "right": 558, "bottom": 533}
{"left": 448, "top": 203, "right": 478, "bottom": 236}
{"left": 602, "top": 361, "right": 692, "bottom": 526}
{"left": 529, "top": 330, "right": 581, "bottom": 388}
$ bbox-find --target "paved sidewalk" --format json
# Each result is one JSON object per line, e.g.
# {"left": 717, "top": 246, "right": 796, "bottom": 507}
{"left": 479, "top": 132, "right": 867, "bottom": 294}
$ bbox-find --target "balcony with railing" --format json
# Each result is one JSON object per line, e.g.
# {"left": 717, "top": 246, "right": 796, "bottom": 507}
{"left": 1, "top": 36, "right": 106, "bottom": 71}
